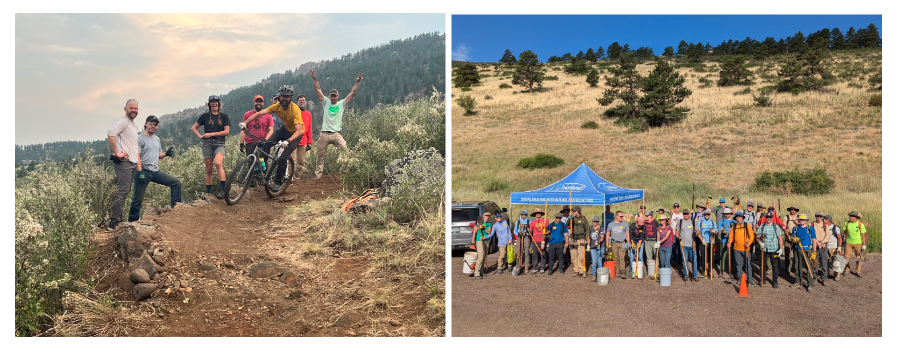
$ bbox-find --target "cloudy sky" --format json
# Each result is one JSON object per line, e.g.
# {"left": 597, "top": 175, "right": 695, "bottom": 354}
{"left": 15, "top": 13, "right": 444, "bottom": 145}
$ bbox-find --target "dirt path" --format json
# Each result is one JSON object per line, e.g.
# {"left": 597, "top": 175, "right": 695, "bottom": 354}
{"left": 87, "top": 176, "right": 441, "bottom": 337}
{"left": 451, "top": 251, "right": 882, "bottom": 337}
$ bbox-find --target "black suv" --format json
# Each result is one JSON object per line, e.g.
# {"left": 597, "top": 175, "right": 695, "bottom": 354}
{"left": 451, "top": 201, "right": 506, "bottom": 253}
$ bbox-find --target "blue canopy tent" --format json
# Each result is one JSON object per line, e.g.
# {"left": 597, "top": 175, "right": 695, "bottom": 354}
{"left": 509, "top": 164, "right": 644, "bottom": 228}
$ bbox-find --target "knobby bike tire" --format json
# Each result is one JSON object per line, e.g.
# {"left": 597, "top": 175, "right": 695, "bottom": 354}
{"left": 225, "top": 158, "right": 253, "bottom": 205}
{"left": 264, "top": 155, "right": 295, "bottom": 198}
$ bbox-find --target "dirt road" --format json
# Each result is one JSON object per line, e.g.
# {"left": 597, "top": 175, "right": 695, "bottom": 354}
{"left": 87, "top": 176, "right": 442, "bottom": 337}
{"left": 451, "top": 251, "right": 882, "bottom": 337}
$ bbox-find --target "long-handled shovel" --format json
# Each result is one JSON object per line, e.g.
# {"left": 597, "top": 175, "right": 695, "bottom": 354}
{"left": 680, "top": 240, "right": 689, "bottom": 282}
{"left": 513, "top": 224, "right": 528, "bottom": 277}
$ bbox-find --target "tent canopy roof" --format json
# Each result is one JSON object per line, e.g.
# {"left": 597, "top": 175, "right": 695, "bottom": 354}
{"left": 509, "top": 163, "right": 643, "bottom": 206}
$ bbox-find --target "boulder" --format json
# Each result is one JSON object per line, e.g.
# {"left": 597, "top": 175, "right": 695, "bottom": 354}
{"left": 278, "top": 271, "right": 298, "bottom": 284}
{"left": 130, "top": 253, "right": 157, "bottom": 279}
{"left": 116, "top": 224, "right": 151, "bottom": 263}
{"left": 130, "top": 269, "right": 151, "bottom": 283}
{"left": 133, "top": 283, "right": 157, "bottom": 300}
{"left": 334, "top": 310, "right": 363, "bottom": 328}
{"left": 118, "top": 272, "right": 136, "bottom": 294}
{"left": 152, "top": 246, "right": 170, "bottom": 266}
{"left": 247, "top": 262, "right": 288, "bottom": 279}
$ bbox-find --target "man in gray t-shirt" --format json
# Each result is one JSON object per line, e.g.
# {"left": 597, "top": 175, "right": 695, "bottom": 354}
{"left": 677, "top": 210, "right": 699, "bottom": 280}
{"left": 106, "top": 99, "right": 141, "bottom": 230}
{"left": 128, "top": 116, "right": 181, "bottom": 222}
{"left": 605, "top": 211, "right": 631, "bottom": 279}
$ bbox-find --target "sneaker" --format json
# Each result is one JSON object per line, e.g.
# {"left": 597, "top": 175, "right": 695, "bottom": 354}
{"left": 807, "top": 286, "right": 814, "bottom": 293}
{"left": 497, "top": 269, "right": 504, "bottom": 274}
{"left": 856, "top": 273, "right": 862, "bottom": 278}
{"left": 560, "top": 271, "right": 565, "bottom": 276}
{"left": 540, "top": 269, "right": 546, "bottom": 274}
{"left": 475, "top": 275, "right": 483, "bottom": 280}
{"left": 546, "top": 272, "right": 553, "bottom": 276}
{"left": 749, "top": 282, "right": 758, "bottom": 287}
{"left": 592, "top": 276, "right": 597, "bottom": 282}
{"left": 271, "top": 183, "right": 282, "bottom": 191}
{"left": 772, "top": 282, "right": 780, "bottom": 289}
{"left": 216, "top": 191, "right": 224, "bottom": 199}
{"left": 791, "top": 283, "right": 801, "bottom": 289}
{"left": 621, "top": 275, "right": 627, "bottom": 280}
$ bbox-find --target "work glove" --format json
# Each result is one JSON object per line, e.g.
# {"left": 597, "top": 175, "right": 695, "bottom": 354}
{"left": 837, "top": 247, "right": 843, "bottom": 254}
{"left": 862, "top": 245, "right": 867, "bottom": 251}
{"left": 777, "top": 249, "right": 784, "bottom": 258}
{"left": 239, "top": 122, "right": 247, "bottom": 130}
{"left": 240, "top": 143, "right": 246, "bottom": 153}
{"left": 165, "top": 146, "right": 175, "bottom": 157}
{"left": 654, "top": 242, "right": 661, "bottom": 249}
{"left": 135, "top": 171, "right": 148, "bottom": 183}
{"left": 810, "top": 251, "right": 817, "bottom": 260}
{"left": 306, "top": 144, "right": 312, "bottom": 152}
{"left": 278, "top": 140, "right": 289, "bottom": 148}
{"left": 541, "top": 242, "right": 545, "bottom": 250}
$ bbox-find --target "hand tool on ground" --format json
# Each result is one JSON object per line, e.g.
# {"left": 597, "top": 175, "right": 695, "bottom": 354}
{"left": 635, "top": 240, "right": 642, "bottom": 279}
{"left": 796, "top": 241, "right": 814, "bottom": 286}
{"left": 710, "top": 232, "right": 715, "bottom": 280}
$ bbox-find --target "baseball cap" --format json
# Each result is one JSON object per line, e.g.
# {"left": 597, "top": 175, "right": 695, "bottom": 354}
{"left": 145, "top": 115, "right": 159, "bottom": 123}
{"left": 330, "top": 89, "right": 339, "bottom": 96}
{"left": 253, "top": 95, "right": 264, "bottom": 102}
{"left": 673, "top": 203, "right": 680, "bottom": 207}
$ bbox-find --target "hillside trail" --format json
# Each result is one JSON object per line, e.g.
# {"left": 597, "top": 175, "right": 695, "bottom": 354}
{"left": 88, "top": 174, "right": 439, "bottom": 337}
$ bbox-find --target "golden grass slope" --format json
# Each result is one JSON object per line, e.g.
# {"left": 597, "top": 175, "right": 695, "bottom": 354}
{"left": 451, "top": 51, "right": 881, "bottom": 246}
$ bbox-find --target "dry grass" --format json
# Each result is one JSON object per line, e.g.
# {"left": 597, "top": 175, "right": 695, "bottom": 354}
{"left": 452, "top": 51, "right": 882, "bottom": 248}
{"left": 50, "top": 292, "right": 148, "bottom": 337}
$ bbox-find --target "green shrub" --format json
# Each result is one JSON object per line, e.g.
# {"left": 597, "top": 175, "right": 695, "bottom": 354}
{"left": 461, "top": 87, "right": 472, "bottom": 92}
{"left": 545, "top": 75, "right": 559, "bottom": 81}
{"left": 483, "top": 179, "right": 508, "bottom": 193}
{"left": 384, "top": 148, "right": 445, "bottom": 223}
{"left": 455, "top": 94, "right": 477, "bottom": 116}
{"left": 15, "top": 154, "right": 111, "bottom": 335}
{"left": 581, "top": 120, "right": 599, "bottom": 129}
{"left": 517, "top": 154, "right": 564, "bottom": 170}
{"left": 499, "top": 83, "right": 512, "bottom": 89}
{"left": 869, "top": 94, "right": 882, "bottom": 107}
{"left": 733, "top": 87, "right": 752, "bottom": 96}
{"left": 484, "top": 95, "right": 493, "bottom": 100}
{"left": 753, "top": 94, "right": 772, "bottom": 107}
{"left": 753, "top": 168, "right": 834, "bottom": 195}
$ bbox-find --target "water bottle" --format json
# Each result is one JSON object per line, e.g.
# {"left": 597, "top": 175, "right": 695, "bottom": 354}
{"left": 259, "top": 157, "right": 266, "bottom": 172}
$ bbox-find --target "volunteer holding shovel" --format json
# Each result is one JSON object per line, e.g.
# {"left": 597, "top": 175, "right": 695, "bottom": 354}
{"left": 588, "top": 216, "right": 606, "bottom": 282}
{"left": 529, "top": 209, "right": 548, "bottom": 274}
{"left": 757, "top": 212, "right": 784, "bottom": 288}
{"left": 470, "top": 212, "right": 493, "bottom": 280}
{"left": 842, "top": 211, "right": 867, "bottom": 278}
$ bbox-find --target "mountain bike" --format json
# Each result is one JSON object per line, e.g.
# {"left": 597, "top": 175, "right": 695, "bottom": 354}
{"left": 224, "top": 128, "right": 294, "bottom": 205}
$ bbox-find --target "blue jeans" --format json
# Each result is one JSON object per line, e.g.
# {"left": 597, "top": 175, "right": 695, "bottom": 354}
{"left": 128, "top": 170, "right": 182, "bottom": 222}
{"left": 629, "top": 242, "right": 645, "bottom": 273}
{"left": 682, "top": 246, "right": 697, "bottom": 277}
{"left": 590, "top": 247, "right": 605, "bottom": 275}
{"left": 660, "top": 246, "right": 673, "bottom": 268}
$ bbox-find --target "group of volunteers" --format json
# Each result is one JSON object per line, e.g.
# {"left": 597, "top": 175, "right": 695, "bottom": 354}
{"left": 468, "top": 199, "right": 870, "bottom": 293}
{"left": 105, "top": 70, "right": 363, "bottom": 229}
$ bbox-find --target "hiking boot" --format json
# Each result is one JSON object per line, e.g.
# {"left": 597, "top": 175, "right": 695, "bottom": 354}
{"left": 790, "top": 283, "right": 802, "bottom": 289}
{"left": 856, "top": 273, "right": 862, "bottom": 278}
{"left": 216, "top": 191, "right": 224, "bottom": 199}
{"left": 560, "top": 271, "right": 565, "bottom": 276}
{"left": 772, "top": 282, "right": 780, "bottom": 289}
{"left": 475, "top": 275, "right": 483, "bottom": 280}
{"left": 694, "top": 277, "right": 700, "bottom": 282}
{"left": 820, "top": 279, "right": 826, "bottom": 287}
{"left": 271, "top": 183, "right": 282, "bottom": 191}
{"left": 540, "top": 269, "right": 546, "bottom": 274}
{"left": 497, "top": 269, "right": 504, "bottom": 274}
{"left": 620, "top": 274, "right": 627, "bottom": 280}
{"left": 749, "top": 282, "right": 758, "bottom": 287}
{"left": 592, "top": 276, "right": 597, "bottom": 282}
{"left": 807, "top": 286, "right": 814, "bottom": 293}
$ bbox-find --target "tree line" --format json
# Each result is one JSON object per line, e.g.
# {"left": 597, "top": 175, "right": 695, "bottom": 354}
{"left": 15, "top": 32, "right": 446, "bottom": 166}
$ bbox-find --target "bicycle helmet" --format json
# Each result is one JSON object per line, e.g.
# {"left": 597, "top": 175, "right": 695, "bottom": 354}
{"left": 278, "top": 85, "right": 294, "bottom": 96}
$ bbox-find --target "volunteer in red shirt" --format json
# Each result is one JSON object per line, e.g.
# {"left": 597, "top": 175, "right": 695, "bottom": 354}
{"left": 293, "top": 94, "right": 314, "bottom": 180}
{"left": 528, "top": 209, "right": 548, "bottom": 274}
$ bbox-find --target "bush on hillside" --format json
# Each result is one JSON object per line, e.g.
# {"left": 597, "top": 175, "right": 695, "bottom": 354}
{"left": 753, "top": 94, "right": 772, "bottom": 107}
{"left": 483, "top": 179, "right": 508, "bottom": 193}
{"left": 455, "top": 94, "right": 477, "bottom": 116}
{"left": 383, "top": 148, "right": 445, "bottom": 223}
{"left": 517, "top": 154, "right": 564, "bottom": 170}
{"left": 869, "top": 94, "right": 882, "bottom": 107}
{"left": 499, "top": 83, "right": 512, "bottom": 89}
{"left": 753, "top": 168, "right": 834, "bottom": 195}
{"left": 581, "top": 120, "right": 599, "bottom": 129}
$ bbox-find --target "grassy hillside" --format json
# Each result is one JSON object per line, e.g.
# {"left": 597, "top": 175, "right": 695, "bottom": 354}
{"left": 451, "top": 50, "right": 881, "bottom": 250}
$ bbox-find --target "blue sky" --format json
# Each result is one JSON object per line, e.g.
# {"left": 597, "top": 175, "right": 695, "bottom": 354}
{"left": 15, "top": 13, "right": 444, "bottom": 145}
{"left": 452, "top": 15, "right": 882, "bottom": 62}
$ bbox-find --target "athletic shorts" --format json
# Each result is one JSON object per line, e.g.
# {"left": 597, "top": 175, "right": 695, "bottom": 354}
{"left": 202, "top": 139, "right": 226, "bottom": 159}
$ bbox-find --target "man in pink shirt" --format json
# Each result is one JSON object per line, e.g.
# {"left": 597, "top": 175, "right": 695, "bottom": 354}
{"left": 293, "top": 94, "right": 314, "bottom": 180}
{"left": 241, "top": 95, "right": 274, "bottom": 184}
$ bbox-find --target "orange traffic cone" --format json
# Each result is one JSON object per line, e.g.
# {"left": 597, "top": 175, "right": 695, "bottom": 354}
{"left": 737, "top": 273, "right": 751, "bottom": 298}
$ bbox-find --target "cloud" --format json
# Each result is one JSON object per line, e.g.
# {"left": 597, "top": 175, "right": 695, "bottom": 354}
{"left": 44, "top": 44, "right": 86, "bottom": 54}
{"left": 453, "top": 43, "right": 470, "bottom": 61}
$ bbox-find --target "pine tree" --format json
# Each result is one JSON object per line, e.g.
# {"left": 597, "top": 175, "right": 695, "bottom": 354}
{"left": 831, "top": 28, "right": 845, "bottom": 50}
{"left": 789, "top": 31, "right": 809, "bottom": 53}
{"left": 562, "top": 52, "right": 574, "bottom": 62}
{"left": 622, "top": 43, "right": 631, "bottom": 53}
{"left": 548, "top": 55, "right": 564, "bottom": 63}
{"left": 453, "top": 62, "right": 481, "bottom": 88}
{"left": 585, "top": 48, "right": 597, "bottom": 62}
{"left": 677, "top": 40, "right": 688, "bottom": 57}
{"left": 776, "top": 49, "right": 834, "bottom": 93}
{"left": 846, "top": 27, "right": 857, "bottom": 48}
{"left": 861, "top": 23, "right": 882, "bottom": 48}
{"left": 499, "top": 49, "right": 517, "bottom": 64}
{"left": 597, "top": 52, "right": 641, "bottom": 119}
{"left": 564, "top": 58, "right": 590, "bottom": 75}
{"left": 586, "top": 68, "right": 600, "bottom": 87}
{"left": 512, "top": 50, "right": 546, "bottom": 92}
{"left": 576, "top": 50, "right": 585, "bottom": 61}
{"left": 686, "top": 42, "right": 704, "bottom": 62}
{"left": 663, "top": 46, "right": 674, "bottom": 57}
{"left": 607, "top": 42, "right": 623, "bottom": 60}
{"left": 717, "top": 55, "right": 754, "bottom": 86}
{"left": 597, "top": 46, "right": 606, "bottom": 60}
{"left": 639, "top": 59, "right": 692, "bottom": 127}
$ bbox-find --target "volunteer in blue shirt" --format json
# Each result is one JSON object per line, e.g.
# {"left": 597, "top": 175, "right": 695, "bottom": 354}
{"left": 717, "top": 208, "right": 735, "bottom": 276}
{"left": 488, "top": 213, "right": 514, "bottom": 274}
{"left": 790, "top": 214, "right": 818, "bottom": 292}
{"left": 697, "top": 210, "right": 717, "bottom": 279}
{"left": 544, "top": 213, "right": 568, "bottom": 276}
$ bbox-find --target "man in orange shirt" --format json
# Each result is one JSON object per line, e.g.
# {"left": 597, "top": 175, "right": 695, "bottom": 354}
{"left": 728, "top": 212, "right": 756, "bottom": 286}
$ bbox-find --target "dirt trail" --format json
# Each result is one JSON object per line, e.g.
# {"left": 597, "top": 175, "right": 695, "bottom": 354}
{"left": 451, "top": 251, "right": 882, "bottom": 337}
{"left": 88, "top": 176, "right": 440, "bottom": 337}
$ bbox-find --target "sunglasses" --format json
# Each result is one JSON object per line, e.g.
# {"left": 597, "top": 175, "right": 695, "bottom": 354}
{"left": 330, "top": 94, "right": 338, "bottom": 97}
{"left": 208, "top": 95, "right": 220, "bottom": 101}
{"left": 147, "top": 122, "right": 158, "bottom": 126}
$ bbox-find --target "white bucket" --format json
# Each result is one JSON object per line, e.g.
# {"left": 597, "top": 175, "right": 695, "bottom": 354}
{"left": 631, "top": 261, "right": 645, "bottom": 279}
{"left": 596, "top": 267, "right": 610, "bottom": 286}
{"left": 646, "top": 260, "right": 657, "bottom": 278}
{"left": 462, "top": 251, "right": 478, "bottom": 275}
{"left": 832, "top": 254, "right": 848, "bottom": 274}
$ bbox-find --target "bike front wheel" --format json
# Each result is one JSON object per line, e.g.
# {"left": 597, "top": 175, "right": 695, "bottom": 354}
{"left": 264, "top": 156, "right": 294, "bottom": 198}
{"left": 225, "top": 157, "right": 253, "bottom": 205}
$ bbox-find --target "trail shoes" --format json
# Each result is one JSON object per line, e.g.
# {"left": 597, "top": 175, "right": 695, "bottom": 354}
{"left": 540, "top": 269, "right": 546, "bottom": 274}
{"left": 856, "top": 273, "right": 862, "bottom": 278}
{"left": 749, "top": 282, "right": 758, "bottom": 287}
{"left": 790, "top": 283, "right": 802, "bottom": 289}
{"left": 271, "top": 183, "right": 282, "bottom": 191}
{"left": 593, "top": 276, "right": 598, "bottom": 282}
{"left": 497, "top": 269, "right": 504, "bottom": 274}
{"left": 216, "top": 191, "right": 225, "bottom": 199}
{"left": 772, "top": 283, "right": 780, "bottom": 289}
{"left": 807, "top": 286, "right": 814, "bottom": 293}
{"left": 475, "top": 275, "right": 483, "bottom": 280}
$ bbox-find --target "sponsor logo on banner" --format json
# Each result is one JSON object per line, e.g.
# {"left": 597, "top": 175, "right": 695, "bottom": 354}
{"left": 608, "top": 194, "right": 642, "bottom": 202}
{"left": 546, "top": 183, "right": 587, "bottom": 193}
{"left": 596, "top": 183, "right": 623, "bottom": 191}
